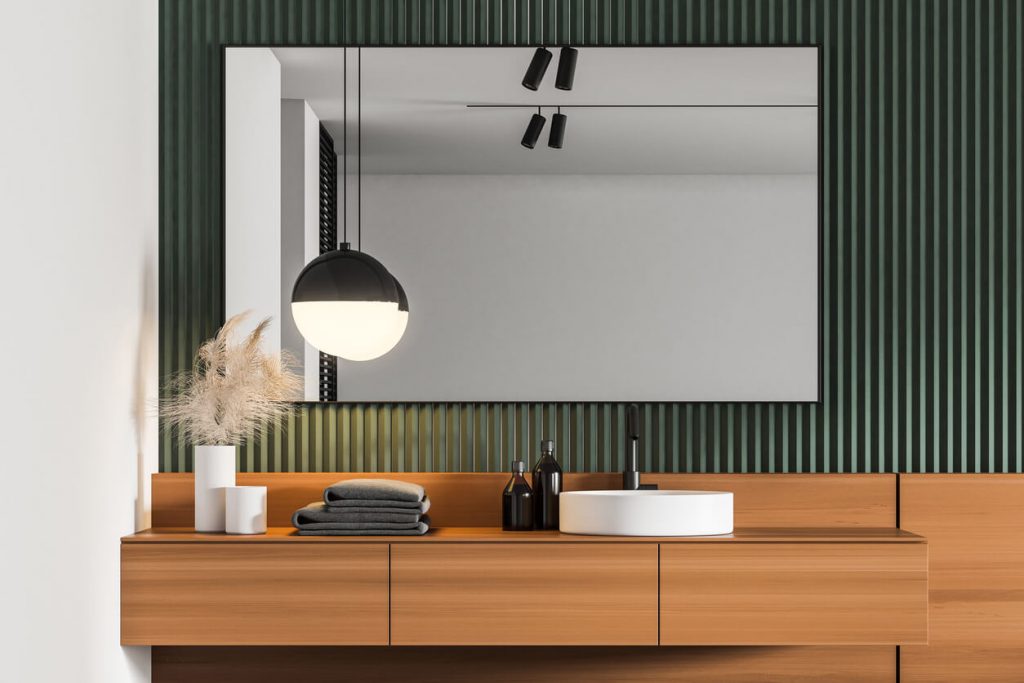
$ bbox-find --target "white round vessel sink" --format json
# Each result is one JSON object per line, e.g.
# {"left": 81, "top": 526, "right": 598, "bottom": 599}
{"left": 559, "top": 490, "right": 734, "bottom": 536}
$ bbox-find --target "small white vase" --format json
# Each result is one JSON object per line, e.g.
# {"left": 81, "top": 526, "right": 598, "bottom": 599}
{"left": 194, "top": 444, "right": 237, "bottom": 532}
{"left": 225, "top": 486, "right": 268, "bottom": 534}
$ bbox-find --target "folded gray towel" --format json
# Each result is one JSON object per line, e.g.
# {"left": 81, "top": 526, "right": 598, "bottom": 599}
{"left": 326, "top": 497, "right": 431, "bottom": 514}
{"left": 297, "top": 520, "right": 426, "bottom": 530}
{"left": 324, "top": 478, "right": 425, "bottom": 504}
{"left": 296, "top": 525, "right": 428, "bottom": 536}
{"left": 292, "top": 502, "right": 422, "bottom": 525}
{"left": 292, "top": 502, "right": 430, "bottom": 532}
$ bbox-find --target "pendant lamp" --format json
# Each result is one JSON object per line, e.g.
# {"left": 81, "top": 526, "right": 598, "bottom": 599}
{"left": 291, "top": 48, "right": 409, "bottom": 362}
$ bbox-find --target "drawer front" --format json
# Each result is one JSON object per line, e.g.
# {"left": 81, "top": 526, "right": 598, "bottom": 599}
{"left": 661, "top": 543, "right": 928, "bottom": 645}
{"left": 121, "top": 543, "right": 389, "bottom": 645}
{"left": 391, "top": 543, "right": 659, "bottom": 645}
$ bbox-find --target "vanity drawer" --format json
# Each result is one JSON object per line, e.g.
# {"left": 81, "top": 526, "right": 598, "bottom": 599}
{"left": 121, "top": 543, "right": 389, "bottom": 645}
{"left": 660, "top": 542, "right": 928, "bottom": 645}
{"left": 390, "top": 543, "right": 659, "bottom": 645}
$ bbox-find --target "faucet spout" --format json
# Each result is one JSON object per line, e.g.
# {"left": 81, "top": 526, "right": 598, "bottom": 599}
{"left": 622, "top": 404, "right": 641, "bottom": 490}
{"left": 622, "top": 405, "right": 657, "bottom": 490}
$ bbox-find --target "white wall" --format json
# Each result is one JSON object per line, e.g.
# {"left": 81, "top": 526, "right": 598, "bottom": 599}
{"left": 226, "top": 48, "right": 281, "bottom": 350}
{"left": 338, "top": 174, "right": 818, "bottom": 402}
{"left": 0, "top": 1, "right": 157, "bottom": 682}
{"left": 280, "top": 99, "right": 322, "bottom": 399}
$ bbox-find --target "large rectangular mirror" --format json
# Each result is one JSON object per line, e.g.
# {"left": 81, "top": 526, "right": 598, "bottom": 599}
{"left": 225, "top": 46, "right": 820, "bottom": 402}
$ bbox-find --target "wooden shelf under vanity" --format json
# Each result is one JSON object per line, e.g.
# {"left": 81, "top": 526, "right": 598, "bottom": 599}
{"left": 121, "top": 525, "right": 927, "bottom": 647}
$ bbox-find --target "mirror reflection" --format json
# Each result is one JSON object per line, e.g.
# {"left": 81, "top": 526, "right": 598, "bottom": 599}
{"left": 225, "top": 47, "right": 819, "bottom": 402}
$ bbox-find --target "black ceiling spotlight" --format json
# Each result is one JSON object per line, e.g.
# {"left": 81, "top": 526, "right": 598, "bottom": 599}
{"left": 548, "top": 107, "right": 567, "bottom": 148}
{"left": 521, "top": 107, "right": 546, "bottom": 149}
{"left": 522, "top": 47, "right": 552, "bottom": 90}
{"left": 555, "top": 47, "right": 578, "bottom": 90}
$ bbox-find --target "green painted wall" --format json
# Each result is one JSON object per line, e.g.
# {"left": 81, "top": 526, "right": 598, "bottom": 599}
{"left": 160, "top": 0, "right": 1022, "bottom": 474}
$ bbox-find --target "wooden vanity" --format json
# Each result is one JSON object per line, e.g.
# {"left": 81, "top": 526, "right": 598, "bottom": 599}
{"left": 122, "top": 472, "right": 1024, "bottom": 683}
{"left": 122, "top": 525, "right": 927, "bottom": 647}
{"left": 134, "top": 471, "right": 1024, "bottom": 682}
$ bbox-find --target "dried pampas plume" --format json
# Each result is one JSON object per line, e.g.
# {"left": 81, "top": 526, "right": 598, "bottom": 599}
{"left": 161, "top": 312, "right": 302, "bottom": 446}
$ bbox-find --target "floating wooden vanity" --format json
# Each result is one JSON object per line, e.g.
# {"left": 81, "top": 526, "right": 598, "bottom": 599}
{"left": 122, "top": 525, "right": 927, "bottom": 647}
{"left": 123, "top": 472, "right": 1024, "bottom": 682}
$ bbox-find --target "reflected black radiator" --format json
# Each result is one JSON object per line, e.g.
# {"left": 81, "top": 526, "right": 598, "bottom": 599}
{"left": 317, "top": 123, "right": 338, "bottom": 401}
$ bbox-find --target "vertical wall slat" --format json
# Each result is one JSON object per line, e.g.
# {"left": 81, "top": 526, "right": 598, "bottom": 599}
{"left": 159, "top": 0, "right": 1022, "bottom": 474}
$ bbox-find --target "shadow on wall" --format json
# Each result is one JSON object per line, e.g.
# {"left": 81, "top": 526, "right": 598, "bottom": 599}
{"left": 132, "top": 258, "right": 157, "bottom": 531}
{"left": 125, "top": 253, "right": 157, "bottom": 676}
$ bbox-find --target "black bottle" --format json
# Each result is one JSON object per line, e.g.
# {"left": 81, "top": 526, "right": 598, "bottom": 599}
{"left": 532, "top": 439, "right": 563, "bottom": 530}
{"left": 502, "top": 460, "right": 534, "bottom": 531}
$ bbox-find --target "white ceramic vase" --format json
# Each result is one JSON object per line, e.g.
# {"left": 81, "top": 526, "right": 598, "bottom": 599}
{"left": 225, "top": 486, "right": 268, "bottom": 534}
{"left": 194, "top": 444, "right": 237, "bottom": 532}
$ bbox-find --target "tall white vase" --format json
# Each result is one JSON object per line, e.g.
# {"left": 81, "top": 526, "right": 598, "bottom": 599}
{"left": 194, "top": 444, "right": 236, "bottom": 532}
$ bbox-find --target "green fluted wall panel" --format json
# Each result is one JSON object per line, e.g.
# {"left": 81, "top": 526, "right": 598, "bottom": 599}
{"left": 160, "top": 0, "right": 1022, "bottom": 474}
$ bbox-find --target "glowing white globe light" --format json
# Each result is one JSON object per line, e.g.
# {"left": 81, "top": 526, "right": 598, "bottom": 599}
{"left": 292, "top": 300, "right": 407, "bottom": 361}
{"left": 290, "top": 245, "right": 409, "bottom": 362}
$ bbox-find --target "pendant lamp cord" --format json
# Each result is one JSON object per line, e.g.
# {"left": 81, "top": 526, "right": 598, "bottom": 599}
{"left": 342, "top": 48, "right": 347, "bottom": 247}
{"left": 358, "top": 47, "right": 362, "bottom": 252}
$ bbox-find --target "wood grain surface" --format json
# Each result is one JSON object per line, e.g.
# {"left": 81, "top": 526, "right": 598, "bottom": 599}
{"left": 900, "top": 474, "right": 1024, "bottom": 682}
{"left": 121, "top": 543, "right": 388, "bottom": 645}
{"left": 152, "top": 472, "right": 896, "bottom": 528}
{"left": 390, "top": 543, "right": 659, "bottom": 645}
{"left": 661, "top": 542, "right": 928, "bottom": 645}
{"left": 124, "top": 525, "right": 924, "bottom": 544}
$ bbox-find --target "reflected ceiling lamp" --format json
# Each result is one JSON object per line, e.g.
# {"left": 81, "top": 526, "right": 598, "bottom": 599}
{"left": 522, "top": 47, "right": 578, "bottom": 91}
{"left": 521, "top": 48, "right": 552, "bottom": 90}
{"left": 291, "top": 48, "right": 409, "bottom": 362}
{"left": 469, "top": 101, "right": 818, "bottom": 151}
{"left": 518, "top": 107, "right": 567, "bottom": 150}
{"left": 548, "top": 108, "right": 567, "bottom": 148}
{"left": 555, "top": 47, "right": 578, "bottom": 90}
{"left": 520, "top": 107, "right": 547, "bottom": 148}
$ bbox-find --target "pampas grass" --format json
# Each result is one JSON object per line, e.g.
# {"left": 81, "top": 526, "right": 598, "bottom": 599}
{"left": 161, "top": 312, "right": 302, "bottom": 445}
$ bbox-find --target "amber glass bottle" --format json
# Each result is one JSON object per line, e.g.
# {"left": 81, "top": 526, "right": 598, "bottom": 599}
{"left": 531, "top": 439, "right": 563, "bottom": 529}
{"left": 502, "top": 460, "right": 534, "bottom": 531}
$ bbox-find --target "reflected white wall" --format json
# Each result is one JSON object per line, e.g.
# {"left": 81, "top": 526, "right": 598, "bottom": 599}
{"left": 280, "top": 99, "right": 322, "bottom": 399}
{"left": 226, "top": 48, "right": 281, "bottom": 350}
{"left": 336, "top": 173, "right": 818, "bottom": 402}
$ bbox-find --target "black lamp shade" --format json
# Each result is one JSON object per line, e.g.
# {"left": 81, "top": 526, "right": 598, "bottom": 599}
{"left": 521, "top": 113, "right": 547, "bottom": 149}
{"left": 555, "top": 47, "right": 578, "bottom": 90}
{"left": 394, "top": 277, "right": 409, "bottom": 312}
{"left": 291, "top": 243, "right": 399, "bottom": 304}
{"left": 522, "top": 47, "right": 552, "bottom": 90}
{"left": 291, "top": 244, "right": 409, "bottom": 361}
{"left": 548, "top": 112, "right": 567, "bottom": 148}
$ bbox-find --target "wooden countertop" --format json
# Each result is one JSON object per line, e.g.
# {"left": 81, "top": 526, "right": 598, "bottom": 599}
{"left": 123, "top": 526, "right": 925, "bottom": 544}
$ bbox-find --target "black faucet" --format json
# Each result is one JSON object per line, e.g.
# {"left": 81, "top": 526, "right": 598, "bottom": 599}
{"left": 623, "top": 404, "right": 658, "bottom": 491}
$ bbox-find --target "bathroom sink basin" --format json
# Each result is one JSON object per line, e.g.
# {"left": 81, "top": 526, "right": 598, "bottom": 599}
{"left": 559, "top": 490, "right": 734, "bottom": 536}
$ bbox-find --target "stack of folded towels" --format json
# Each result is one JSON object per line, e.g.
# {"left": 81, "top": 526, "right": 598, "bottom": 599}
{"left": 291, "top": 479, "right": 430, "bottom": 536}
